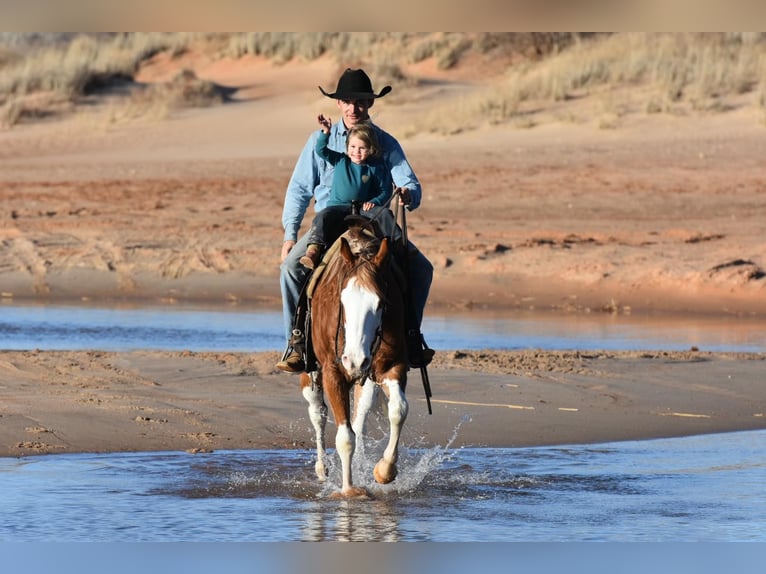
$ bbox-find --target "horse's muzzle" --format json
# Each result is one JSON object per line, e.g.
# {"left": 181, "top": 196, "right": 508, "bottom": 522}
{"left": 341, "top": 353, "right": 370, "bottom": 379}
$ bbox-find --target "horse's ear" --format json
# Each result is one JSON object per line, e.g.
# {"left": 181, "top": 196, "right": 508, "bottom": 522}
{"left": 340, "top": 237, "right": 354, "bottom": 264}
{"left": 373, "top": 237, "right": 389, "bottom": 266}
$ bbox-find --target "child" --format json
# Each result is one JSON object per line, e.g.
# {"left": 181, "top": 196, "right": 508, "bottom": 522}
{"left": 299, "top": 114, "right": 394, "bottom": 269}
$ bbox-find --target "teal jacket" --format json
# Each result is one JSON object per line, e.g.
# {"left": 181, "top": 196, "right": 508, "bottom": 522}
{"left": 315, "top": 131, "right": 393, "bottom": 209}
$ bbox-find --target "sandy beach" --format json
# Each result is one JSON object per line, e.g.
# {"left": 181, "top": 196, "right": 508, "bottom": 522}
{"left": 2, "top": 52, "right": 766, "bottom": 458}
{"left": 1, "top": 348, "right": 765, "bottom": 458}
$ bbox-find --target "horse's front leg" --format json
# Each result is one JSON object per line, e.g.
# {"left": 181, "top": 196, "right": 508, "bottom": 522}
{"left": 351, "top": 379, "right": 379, "bottom": 457}
{"left": 374, "top": 376, "right": 409, "bottom": 485}
{"left": 325, "top": 371, "right": 370, "bottom": 499}
{"left": 301, "top": 372, "right": 328, "bottom": 481}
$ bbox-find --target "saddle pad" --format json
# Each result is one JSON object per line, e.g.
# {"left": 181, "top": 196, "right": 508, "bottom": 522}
{"left": 306, "top": 234, "right": 345, "bottom": 299}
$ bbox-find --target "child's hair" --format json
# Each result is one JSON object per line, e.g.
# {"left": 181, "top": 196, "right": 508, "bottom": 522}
{"left": 347, "top": 121, "right": 381, "bottom": 159}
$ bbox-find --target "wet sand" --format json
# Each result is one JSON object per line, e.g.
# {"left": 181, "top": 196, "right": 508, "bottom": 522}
{"left": 1, "top": 349, "right": 764, "bottom": 457}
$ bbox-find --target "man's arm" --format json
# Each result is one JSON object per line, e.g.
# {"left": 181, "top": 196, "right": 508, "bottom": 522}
{"left": 282, "top": 133, "right": 321, "bottom": 243}
{"left": 376, "top": 129, "right": 422, "bottom": 210}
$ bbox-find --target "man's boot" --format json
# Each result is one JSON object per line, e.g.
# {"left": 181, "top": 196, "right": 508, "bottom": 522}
{"left": 299, "top": 244, "right": 322, "bottom": 270}
{"left": 407, "top": 329, "right": 434, "bottom": 368}
{"left": 276, "top": 329, "right": 306, "bottom": 373}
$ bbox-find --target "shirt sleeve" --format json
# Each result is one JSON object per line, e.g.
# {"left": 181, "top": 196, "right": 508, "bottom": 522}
{"left": 315, "top": 131, "right": 344, "bottom": 165}
{"left": 369, "top": 165, "right": 394, "bottom": 207}
{"left": 376, "top": 128, "right": 422, "bottom": 211}
{"left": 281, "top": 133, "right": 321, "bottom": 243}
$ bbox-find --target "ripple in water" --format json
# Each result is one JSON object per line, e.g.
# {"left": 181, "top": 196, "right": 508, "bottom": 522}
{"left": 1, "top": 430, "right": 765, "bottom": 542}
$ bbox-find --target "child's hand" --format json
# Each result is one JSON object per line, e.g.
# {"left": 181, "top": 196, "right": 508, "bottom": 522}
{"left": 317, "top": 114, "right": 332, "bottom": 134}
{"left": 362, "top": 201, "right": 376, "bottom": 211}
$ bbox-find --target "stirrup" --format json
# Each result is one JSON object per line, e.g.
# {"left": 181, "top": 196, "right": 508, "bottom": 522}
{"left": 276, "top": 350, "right": 305, "bottom": 373}
{"left": 407, "top": 329, "right": 434, "bottom": 368}
{"left": 276, "top": 329, "right": 306, "bottom": 373}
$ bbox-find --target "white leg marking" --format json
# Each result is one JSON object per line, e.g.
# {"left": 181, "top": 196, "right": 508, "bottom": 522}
{"left": 303, "top": 384, "right": 328, "bottom": 481}
{"left": 352, "top": 380, "right": 378, "bottom": 456}
{"left": 352, "top": 380, "right": 377, "bottom": 437}
{"left": 382, "top": 378, "right": 408, "bottom": 465}
{"left": 335, "top": 423, "right": 356, "bottom": 493}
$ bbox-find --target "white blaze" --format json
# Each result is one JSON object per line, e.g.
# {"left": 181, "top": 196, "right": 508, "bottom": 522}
{"left": 339, "top": 277, "right": 381, "bottom": 377}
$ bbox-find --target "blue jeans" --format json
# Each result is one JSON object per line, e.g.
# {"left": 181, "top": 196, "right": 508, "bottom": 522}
{"left": 279, "top": 233, "right": 433, "bottom": 342}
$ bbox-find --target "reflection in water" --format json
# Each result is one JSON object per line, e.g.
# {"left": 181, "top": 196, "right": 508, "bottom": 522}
{"left": 301, "top": 499, "right": 405, "bottom": 542}
{"left": 1, "top": 431, "right": 765, "bottom": 541}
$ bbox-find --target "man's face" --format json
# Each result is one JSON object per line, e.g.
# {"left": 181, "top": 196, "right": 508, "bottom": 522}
{"left": 336, "top": 98, "right": 373, "bottom": 128}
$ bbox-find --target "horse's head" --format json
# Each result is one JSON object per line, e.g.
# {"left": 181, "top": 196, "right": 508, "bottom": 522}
{"left": 338, "top": 233, "right": 390, "bottom": 379}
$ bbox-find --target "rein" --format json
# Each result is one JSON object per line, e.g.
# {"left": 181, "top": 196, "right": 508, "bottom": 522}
{"left": 393, "top": 193, "right": 433, "bottom": 415}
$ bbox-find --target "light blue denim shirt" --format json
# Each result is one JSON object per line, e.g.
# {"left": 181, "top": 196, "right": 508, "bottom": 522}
{"left": 281, "top": 120, "right": 422, "bottom": 242}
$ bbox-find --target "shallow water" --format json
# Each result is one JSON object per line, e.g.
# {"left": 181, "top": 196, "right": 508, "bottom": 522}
{"left": 2, "top": 302, "right": 765, "bottom": 352}
{"left": 2, "top": 303, "right": 764, "bottom": 544}
{"left": 2, "top": 430, "right": 764, "bottom": 542}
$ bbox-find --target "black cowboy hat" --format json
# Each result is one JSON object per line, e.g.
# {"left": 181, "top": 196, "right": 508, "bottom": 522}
{"left": 319, "top": 68, "right": 392, "bottom": 100}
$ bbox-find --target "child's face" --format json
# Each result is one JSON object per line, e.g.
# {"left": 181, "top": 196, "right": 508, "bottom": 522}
{"left": 347, "top": 136, "right": 371, "bottom": 165}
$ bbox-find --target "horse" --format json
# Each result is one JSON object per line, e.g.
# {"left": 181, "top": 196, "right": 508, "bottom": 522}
{"left": 299, "top": 223, "right": 408, "bottom": 498}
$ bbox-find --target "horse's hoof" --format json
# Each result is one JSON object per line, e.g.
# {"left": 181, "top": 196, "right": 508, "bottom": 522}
{"left": 373, "top": 459, "right": 397, "bottom": 484}
{"left": 329, "top": 486, "right": 372, "bottom": 500}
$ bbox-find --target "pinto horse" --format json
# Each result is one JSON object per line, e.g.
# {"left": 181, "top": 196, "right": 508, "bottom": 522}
{"left": 300, "top": 224, "right": 408, "bottom": 498}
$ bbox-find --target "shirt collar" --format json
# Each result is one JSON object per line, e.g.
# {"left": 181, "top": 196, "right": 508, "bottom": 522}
{"left": 334, "top": 119, "right": 376, "bottom": 138}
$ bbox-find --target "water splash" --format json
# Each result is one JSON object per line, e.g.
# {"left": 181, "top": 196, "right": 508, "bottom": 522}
{"left": 309, "top": 415, "right": 472, "bottom": 499}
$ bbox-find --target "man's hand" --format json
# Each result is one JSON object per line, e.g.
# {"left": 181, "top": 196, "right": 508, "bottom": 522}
{"left": 281, "top": 240, "right": 296, "bottom": 263}
{"left": 395, "top": 187, "right": 412, "bottom": 206}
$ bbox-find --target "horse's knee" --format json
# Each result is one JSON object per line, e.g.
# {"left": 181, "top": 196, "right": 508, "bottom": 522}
{"left": 303, "top": 387, "right": 327, "bottom": 424}
{"left": 335, "top": 424, "right": 355, "bottom": 459}
{"left": 385, "top": 381, "right": 408, "bottom": 426}
{"left": 389, "top": 399, "right": 408, "bottom": 427}
{"left": 352, "top": 381, "right": 377, "bottom": 433}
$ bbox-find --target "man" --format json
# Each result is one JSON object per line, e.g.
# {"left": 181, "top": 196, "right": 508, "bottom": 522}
{"left": 277, "top": 68, "right": 433, "bottom": 373}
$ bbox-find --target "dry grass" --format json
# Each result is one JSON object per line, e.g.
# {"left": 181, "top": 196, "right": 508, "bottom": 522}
{"left": 0, "top": 34, "right": 195, "bottom": 99}
{"left": 758, "top": 57, "right": 766, "bottom": 125}
{"left": 2, "top": 33, "right": 765, "bottom": 132}
{"left": 0, "top": 33, "right": 199, "bottom": 126}
{"left": 410, "top": 33, "right": 766, "bottom": 135}
{"left": 106, "top": 68, "right": 228, "bottom": 124}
